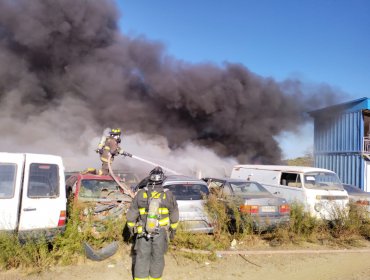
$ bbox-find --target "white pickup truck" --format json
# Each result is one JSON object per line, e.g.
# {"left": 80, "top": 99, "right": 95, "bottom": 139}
{"left": 0, "top": 152, "right": 67, "bottom": 240}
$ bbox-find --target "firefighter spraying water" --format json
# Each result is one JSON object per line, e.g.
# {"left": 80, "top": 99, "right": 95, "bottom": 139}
{"left": 96, "top": 128, "right": 179, "bottom": 198}
{"left": 87, "top": 128, "right": 180, "bottom": 262}
{"left": 96, "top": 128, "right": 132, "bottom": 175}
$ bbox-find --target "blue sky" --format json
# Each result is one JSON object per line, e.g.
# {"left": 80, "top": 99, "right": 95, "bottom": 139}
{"left": 116, "top": 0, "right": 370, "bottom": 158}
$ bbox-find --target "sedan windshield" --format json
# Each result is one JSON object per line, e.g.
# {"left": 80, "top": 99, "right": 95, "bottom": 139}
{"left": 229, "top": 181, "right": 270, "bottom": 196}
{"left": 304, "top": 172, "right": 343, "bottom": 190}
{"left": 79, "top": 179, "right": 119, "bottom": 198}
{"left": 165, "top": 184, "right": 209, "bottom": 200}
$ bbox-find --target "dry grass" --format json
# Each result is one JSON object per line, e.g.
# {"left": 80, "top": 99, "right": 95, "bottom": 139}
{"left": 2, "top": 197, "right": 370, "bottom": 272}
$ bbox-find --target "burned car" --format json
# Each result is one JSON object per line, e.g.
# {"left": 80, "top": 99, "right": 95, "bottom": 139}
{"left": 65, "top": 169, "right": 133, "bottom": 260}
{"left": 66, "top": 171, "right": 131, "bottom": 203}
{"left": 65, "top": 170, "right": 131, "bottom": 231}
{"left": 203, "top": 177, "right": 290, "bottom": 231}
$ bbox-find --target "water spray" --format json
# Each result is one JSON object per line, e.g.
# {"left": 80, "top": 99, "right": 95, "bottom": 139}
{"left": 121, "top": 151, "right": 179, "bottom": 175}
{"left": 131, "top": 155, "right": 180, "bottom": 175}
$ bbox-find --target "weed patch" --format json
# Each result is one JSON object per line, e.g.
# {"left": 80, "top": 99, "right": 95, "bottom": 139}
{"left": 0, "top": 233, "right": 52, "bottom": 272}
{"left": 2, "top": 196, "right": 370, "bottom": 272}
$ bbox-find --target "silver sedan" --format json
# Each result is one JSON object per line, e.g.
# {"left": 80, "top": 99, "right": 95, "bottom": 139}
{"left": 204, "top": 177, "right": 290, "bottom": 231}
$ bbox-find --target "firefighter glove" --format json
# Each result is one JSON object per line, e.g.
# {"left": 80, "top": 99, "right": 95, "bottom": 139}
{"left": 120, "top": 151, "right": 133, "bottom": 157}
{"left": 169, "top": 229, "right": 176, "bottom": 241}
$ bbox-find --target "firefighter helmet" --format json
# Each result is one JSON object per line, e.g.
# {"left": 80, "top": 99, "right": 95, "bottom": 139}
{"left": 110, "top": 128, "right": 121, "bottom": 136}
{"left": 149, "top": 166, "right": 164, "bottom": 183}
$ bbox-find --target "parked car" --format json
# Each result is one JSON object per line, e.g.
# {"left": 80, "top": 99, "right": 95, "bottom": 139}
{"left": 343, "top": 184, "right": 370, "bottom": 212}
{"left": 65, "top": 169, "right": 132, "bottom": 235}
{"left": 135, "top": 175, "right": 214, "bottom": 233}
{"left": 65, "top": 170, "right": 131, "bottom": 203}
{"left": 0, "top": 152, "right": 67, "bottom": 241}
{"left": 231, "top": 165, "right": 349, "bottom": 220}
{"left": 203, "top": 177, "right": 290, "bottom": 231}
{"left": 65, "top": 170, "right": 129, "bottom": 260}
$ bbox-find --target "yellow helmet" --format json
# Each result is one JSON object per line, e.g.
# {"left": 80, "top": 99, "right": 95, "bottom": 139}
{"left": 110, "top": 128, "right": 121, "bottom": 136}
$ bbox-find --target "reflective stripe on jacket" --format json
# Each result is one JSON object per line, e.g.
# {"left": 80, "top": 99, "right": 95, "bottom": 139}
{"left": 126, "top": 184, "right": 179, "bottom": 231}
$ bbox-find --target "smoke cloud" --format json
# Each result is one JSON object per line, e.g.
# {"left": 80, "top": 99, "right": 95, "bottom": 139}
{"left": 0, "top": 0, "right": 342, "bottom": 176}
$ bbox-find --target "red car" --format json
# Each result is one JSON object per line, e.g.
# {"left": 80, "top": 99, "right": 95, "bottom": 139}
{"left": 65, "top": 170, "right": 130, "bottom": 203}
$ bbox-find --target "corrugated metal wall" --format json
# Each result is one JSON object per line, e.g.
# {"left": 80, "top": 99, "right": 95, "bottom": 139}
{"left": 314, "top": 111, "right": 362, "bottom": 153}
{"left": 315, "top": 154, "right": 363, "bottom": 188}
{"left": 314, "top": 111, "right": 365, "bottom": 189}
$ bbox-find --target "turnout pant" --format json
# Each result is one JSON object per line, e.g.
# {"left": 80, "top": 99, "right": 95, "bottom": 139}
{"left": 100, "top": 152, "right": 113, "bottom": 175}
{"left": 134, "top": 228, "right": 168, "bottom": 280}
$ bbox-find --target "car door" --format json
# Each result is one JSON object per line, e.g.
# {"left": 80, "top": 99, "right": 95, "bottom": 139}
{"left": 18, "top": 154, "right": 66, "bottom": 231}
{"left": 0, "top": 153, "right": 24, "bottom": 231}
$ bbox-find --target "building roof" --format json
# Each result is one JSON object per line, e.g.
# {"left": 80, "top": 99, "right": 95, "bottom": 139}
{"left": 309, "top": 97, "right": 370, "bottom": 116}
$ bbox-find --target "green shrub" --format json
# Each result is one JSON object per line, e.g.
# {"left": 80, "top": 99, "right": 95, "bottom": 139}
{"left": 172, "top": 230, "right": 229, "bottom": 251}
{"left": 328, "top": 203, "right": 370, "bottom": 243}
{"left": 204, "top": 193, "right": 230, "bottom": 238}
{"left": 0, "top": 233, "right": 52, "bottom": 272}
{"left": 289, "top": 203, "right": 321, "bottom": 238}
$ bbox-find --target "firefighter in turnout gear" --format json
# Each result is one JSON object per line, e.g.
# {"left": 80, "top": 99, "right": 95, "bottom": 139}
{"left": 96, "top": 128, "right": 130, "bottom": 175}
{"left": 126, "top": 167, "right": 179, "bottom": 280}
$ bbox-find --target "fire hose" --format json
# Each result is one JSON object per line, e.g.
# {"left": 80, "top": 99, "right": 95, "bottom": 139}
{"left": 107, "top": 153, "right": 135, "bottom": 199}
{"left": 84, "top": 153, "right": 134, "bottom": 261}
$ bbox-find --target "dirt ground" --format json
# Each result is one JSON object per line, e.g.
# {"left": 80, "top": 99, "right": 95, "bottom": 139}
{"left": 2, "top": 243, "right": 370, "bottom": 280}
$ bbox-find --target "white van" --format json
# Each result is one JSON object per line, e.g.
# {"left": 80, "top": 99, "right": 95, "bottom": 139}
{"left": 0, "top": 153, "right": 67, "bottom": 240}
{"left": 231, "top": 165, "right": 349, "bottom": 220}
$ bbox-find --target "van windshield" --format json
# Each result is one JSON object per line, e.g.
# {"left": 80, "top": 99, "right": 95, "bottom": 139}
{"left": 303, "top": 172, "right": 344, "bottom": 190}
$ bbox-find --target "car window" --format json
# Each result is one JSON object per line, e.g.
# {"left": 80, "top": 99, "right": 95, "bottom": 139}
{"left": 79, "top": 179, "right": 119, "bottom": 198}
{"left": 229, "top": 181, "right": 270, "bottom": 195}
{"left": 165, "top": 184, "right": 209, "bottom": 200}
{"left": 0, "top": 163, "right": 17, "bottom": 198}
{"left": 280, "top": 173, "right": 302, "bottom": 188}
{"left": 303, "top": 172, "right": 343, "bottom": 190}
{"left": 28, "top": 163, "right": 59, "bottom": 198}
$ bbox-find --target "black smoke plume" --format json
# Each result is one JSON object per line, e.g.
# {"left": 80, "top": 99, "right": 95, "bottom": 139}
{"left": 0, "top": 0, "right": 341, "bottom": 168}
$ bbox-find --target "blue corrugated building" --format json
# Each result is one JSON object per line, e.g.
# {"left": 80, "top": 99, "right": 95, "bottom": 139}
{"left": 309, "top": 97, "right": 370, "bottom": 191}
